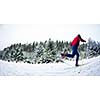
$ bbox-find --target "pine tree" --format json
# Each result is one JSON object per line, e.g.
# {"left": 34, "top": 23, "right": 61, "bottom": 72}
{"left": 87, "top": 38, "right": 100, "bottom": 58}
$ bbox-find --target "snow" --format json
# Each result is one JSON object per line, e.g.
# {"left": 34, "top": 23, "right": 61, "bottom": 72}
{"left": 0, "top": 56, "right": 100, "bottom": 76}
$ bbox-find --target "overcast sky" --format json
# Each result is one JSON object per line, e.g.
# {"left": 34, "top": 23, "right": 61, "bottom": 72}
{"left": 0, "top": 24, "right": 100, "bottom": 50}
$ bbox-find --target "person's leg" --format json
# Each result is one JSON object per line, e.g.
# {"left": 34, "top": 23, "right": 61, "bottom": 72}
{"left": 67, "top": 46, "right": 79, "bottom": 66}
{"left": 67, "top": 52, "right": 75, "bottom": 58}
{"left": 75, "top": 50, "right": 79, "bottom": 66}
{"left": 61, "top": 46, "right": 79, "bottom": 65}
{"left": 67, "top": 46, "right": 76, "bottom": 58}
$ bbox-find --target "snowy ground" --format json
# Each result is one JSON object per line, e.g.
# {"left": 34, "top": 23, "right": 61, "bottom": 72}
{"left": 0, "top": 56, "right": 100, "bottom": 76}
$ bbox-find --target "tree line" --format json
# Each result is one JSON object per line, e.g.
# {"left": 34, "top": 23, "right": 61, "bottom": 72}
{"left": 0, "top": 38, "right": 100, "bottom": 64}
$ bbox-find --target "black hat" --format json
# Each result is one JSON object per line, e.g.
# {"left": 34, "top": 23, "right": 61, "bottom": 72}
{"left": 78, "top": 34, "right": 81, "bottom": 38}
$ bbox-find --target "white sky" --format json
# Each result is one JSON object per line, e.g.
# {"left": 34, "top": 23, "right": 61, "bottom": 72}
{"left": 0, "top": 24, "right": 100, "bottom": 50}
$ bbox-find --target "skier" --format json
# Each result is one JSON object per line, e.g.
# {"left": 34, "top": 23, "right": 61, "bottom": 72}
{"left": 61, "top": 34, "right": 86, "bottom": 66}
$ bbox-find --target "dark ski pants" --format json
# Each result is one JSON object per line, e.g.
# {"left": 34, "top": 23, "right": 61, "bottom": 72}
{"left": 67, "top": 46, "right": 79, "bottom": 65}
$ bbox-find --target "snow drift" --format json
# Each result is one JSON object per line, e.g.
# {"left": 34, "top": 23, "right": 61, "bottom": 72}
{"left": 0, "top": 56, "right": 100, "bottom": 76}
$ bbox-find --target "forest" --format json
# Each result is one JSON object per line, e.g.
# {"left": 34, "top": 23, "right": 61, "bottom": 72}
{"left": 0, "top": 38, "right": 100, "bottom": 64}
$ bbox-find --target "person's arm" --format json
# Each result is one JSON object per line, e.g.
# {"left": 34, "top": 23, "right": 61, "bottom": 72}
{"left": 79, "top": 37, "right": 86, "bottom": 42}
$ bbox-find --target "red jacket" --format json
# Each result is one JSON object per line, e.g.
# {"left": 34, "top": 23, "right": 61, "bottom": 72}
{"left": 71, "top": 36, "right": 86, "bottom": 47}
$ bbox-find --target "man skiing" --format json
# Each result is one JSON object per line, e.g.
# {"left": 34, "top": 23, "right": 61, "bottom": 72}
{"left": 61, "top": 34, "right": 86, "bottom": 66}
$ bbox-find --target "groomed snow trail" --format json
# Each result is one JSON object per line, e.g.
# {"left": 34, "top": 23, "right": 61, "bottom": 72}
{"left": 0, "top": 56, "right": 100, "bottom": 76}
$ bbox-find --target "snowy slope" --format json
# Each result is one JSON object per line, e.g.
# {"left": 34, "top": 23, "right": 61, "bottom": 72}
{"left": 0, "top": 56, "right": 100, "bottom": 76}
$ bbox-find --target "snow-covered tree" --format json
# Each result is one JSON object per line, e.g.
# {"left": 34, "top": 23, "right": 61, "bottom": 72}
{"left": 87, "top": 38, "right": 100, "bottom": 58}
{"left": 1, "top": 38, "right": 99, "bottom": 64}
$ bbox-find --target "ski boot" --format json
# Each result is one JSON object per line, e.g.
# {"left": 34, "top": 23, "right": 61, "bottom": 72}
{"left": 61, "top": 52, "right": 68, "bottom": 59}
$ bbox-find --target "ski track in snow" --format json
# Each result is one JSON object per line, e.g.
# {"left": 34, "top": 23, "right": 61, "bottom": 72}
{"left": 0, "top": 56, "right": 100, "bottom": 76}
